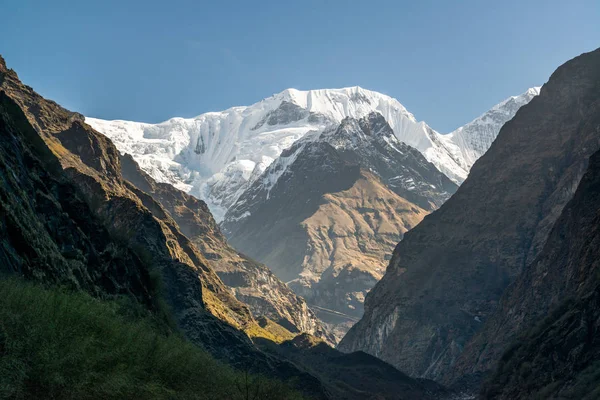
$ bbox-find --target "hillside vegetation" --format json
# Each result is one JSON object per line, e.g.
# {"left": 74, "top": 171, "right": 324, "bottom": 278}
{"left": 0, "top": 278, "right": 304, "bottom": 400}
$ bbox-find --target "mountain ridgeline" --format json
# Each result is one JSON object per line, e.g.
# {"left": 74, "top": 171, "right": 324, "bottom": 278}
{"left": 339, "top": 47, "right": 600, "bottom": 397}
{"left": 87, "top": 85, "right": 538, "bottom": 221}
{"left": 118, "top": 152, "right": 334, "bottom": 343}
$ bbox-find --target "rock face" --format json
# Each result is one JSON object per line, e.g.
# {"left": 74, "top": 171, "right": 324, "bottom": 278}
{"left": 222, "top": 113, "right": 456, "bottom": 339}
{"left": 478, "top": 148, "right": 600, "bottom": 399}
{"left": 338, "top": 48, "right": 600, "bottom": 381}
{"left": 87, "top": 86, "right": 537, "bottom": 222}
{"left": 119, "top": 153, "right": 333, "bottom": 343}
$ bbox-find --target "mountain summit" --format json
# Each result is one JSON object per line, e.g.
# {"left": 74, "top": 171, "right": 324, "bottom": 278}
{"left": 87, "top": 86, "right": 538, "bottom": 220}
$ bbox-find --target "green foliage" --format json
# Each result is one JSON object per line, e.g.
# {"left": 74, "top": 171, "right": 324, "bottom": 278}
{"left": 0, "top": 278, "right": 304, "bottom": 400}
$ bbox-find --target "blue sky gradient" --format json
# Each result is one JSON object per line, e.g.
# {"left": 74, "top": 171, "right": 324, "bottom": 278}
{"left": 1, "top": 0, "right": 598, "bottom": 132}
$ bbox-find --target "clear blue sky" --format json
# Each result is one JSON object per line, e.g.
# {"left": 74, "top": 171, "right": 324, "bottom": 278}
{"left": 1, "top": 0, "right": 598, "bottom": 132}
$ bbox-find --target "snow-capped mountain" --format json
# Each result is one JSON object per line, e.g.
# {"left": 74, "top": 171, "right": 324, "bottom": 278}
{"left": 221, "top": 112, "right": 457, "bottom": 340}
{"left": 87, "top": 86, "right": 539, "bottom": 220}
{"left": 448, "top": 87, "right": 541, "bottom": 170}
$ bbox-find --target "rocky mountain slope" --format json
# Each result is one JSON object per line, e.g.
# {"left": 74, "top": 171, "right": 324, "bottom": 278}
{"left": 0, "top": 55, "right": 335, "bottom": 399}
{"left": 118, "top": 153, "right": 333, "bottom": 343}
{"left": 222, "top": 113, "right": 457, "bottom": 339}
{"left": 87, "top": 86, "right": 537, "bottom": 221}
{"left": 479, "top": 147, "right": 600, "bottom": 399}
{"left": 0, "top": 54, "right": 455, "bottom": 400}
{"left": 338, "top": 48, "right": 600, "bottom": 381}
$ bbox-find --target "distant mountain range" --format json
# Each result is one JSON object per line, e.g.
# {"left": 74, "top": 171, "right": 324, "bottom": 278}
{"left": 86, "top": 86, "right": 539, "bottom": 221}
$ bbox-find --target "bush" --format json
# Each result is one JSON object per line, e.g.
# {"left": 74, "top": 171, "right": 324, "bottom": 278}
{"left": 0, "top": 278, "right": 304, "bottom": 400}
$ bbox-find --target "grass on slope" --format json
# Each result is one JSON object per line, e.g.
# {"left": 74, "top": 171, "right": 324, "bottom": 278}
{"left": 0, "top": 278, "right": 304, "bottom": 400}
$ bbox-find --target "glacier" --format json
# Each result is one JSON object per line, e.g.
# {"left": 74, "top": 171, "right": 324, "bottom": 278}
{"left": 86, "top": 86, "right": 539, "bottom": 221}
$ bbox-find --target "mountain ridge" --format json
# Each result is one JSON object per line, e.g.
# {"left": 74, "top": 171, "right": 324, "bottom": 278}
{"left": 87, "top": 86, "right": 538, "bottom": 220}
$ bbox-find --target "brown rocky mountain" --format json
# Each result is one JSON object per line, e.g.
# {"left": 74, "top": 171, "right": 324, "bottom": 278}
{"left": 0, "top": 54, "right": 453, "bottom": 400}
{"left": 222, "top": 113, "right": 456, "bottom": 339}
{"left": 478, "top": 147, "right": 600, "bottom": 399}
{"left": 298, "top": 170, "right": 430, "bottom": 338}
{"left": 119, "top": 153, "right": 333, "bottom": 343}
{"left": 339, "top": 48, "right": 600, "bottom": 381}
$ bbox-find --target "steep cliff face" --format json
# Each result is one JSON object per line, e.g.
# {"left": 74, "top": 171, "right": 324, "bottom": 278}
{"left": 119, "top": 153, "right": 333, "bottom": 343}
{"left": 449, "top": 147, "right": 600, "bottom": 397}
{"left": 478, "top": 148, "right": 600, "bottom": 399}
{"left": 223, "top": 113, "right": 456, "bottom": 338}
{"left": 339, "top": 48, "right": 600, "bottom": 380}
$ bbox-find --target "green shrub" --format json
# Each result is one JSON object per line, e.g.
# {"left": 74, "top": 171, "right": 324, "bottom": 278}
{"left": 0, "top": 278, "right": 304, "bottom": 400}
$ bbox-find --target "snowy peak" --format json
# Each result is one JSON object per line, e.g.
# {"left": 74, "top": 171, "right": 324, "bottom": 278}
{"left": 320, "top": 112, "right": 400, "bottom": 153}
{"left": 87, "top": 86, "right": 538, "bottom": 219}
{"left": 358, "top": 111, "right": 399, "bottom": 139}
{"left": 87, "top": 86, "right": 428, "bottom": 221}
{"left": 451, "top": 87, "right": 541, "bottom": 137}
{"left": 220, "top": 113, "right": 458, "bottom": 331}
{"left": 224, "top": 112, "right": 456, "bottom": 228}
{"left": 272, "top": 86, "right": 416, "bottom": 124}
{"left": 448, "top": 87, "right": 541, "bottom": 169}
